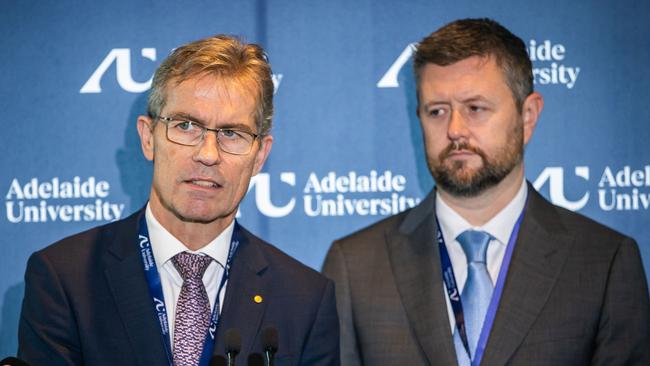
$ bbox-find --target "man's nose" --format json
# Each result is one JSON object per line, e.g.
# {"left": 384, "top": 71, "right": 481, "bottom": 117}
{"left": 447, "top": 110, "right": 470, "bottom": 141}
{"left": 193, "top": 131, "right": 222, "bottom": 165}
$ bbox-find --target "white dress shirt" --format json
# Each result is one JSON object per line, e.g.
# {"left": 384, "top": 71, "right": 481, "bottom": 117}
{"left": 436, "top": 179, "right": 528, "bottom": 333}
{"left": 145, "top": 204, "right": 234, "bottom": 343}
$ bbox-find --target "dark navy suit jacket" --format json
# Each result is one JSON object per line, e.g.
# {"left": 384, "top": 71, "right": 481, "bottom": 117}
{"left": 19, "top": 209, "right": 340, "bottom": 366}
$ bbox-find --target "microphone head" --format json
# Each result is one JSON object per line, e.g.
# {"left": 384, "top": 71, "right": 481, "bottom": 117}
{"left": 0, "top": 357, "right": 30, "bottom": 366}
{"left": 209, "top": 355, "right": 227, "bottom": 366}
{"left": 224, "top": 328, "right": 242, "bottom": 355}
{"left": 247, "top": 353, "right": 264, "bottom": 366}
{"left": 261, "top": 327, "right": 278, "bottom": 353}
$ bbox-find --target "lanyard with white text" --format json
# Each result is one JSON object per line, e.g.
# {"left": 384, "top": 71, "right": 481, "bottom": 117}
{"left": 137, "top": 211, "right": 240, "bottom": 366}
{"left": 435, "top": 205, "right": 525, "bottom": 366}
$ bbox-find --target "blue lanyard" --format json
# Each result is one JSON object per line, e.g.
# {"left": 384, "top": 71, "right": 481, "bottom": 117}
{"left": 435, "top": 205, "right": 526, "bottom": 366}
{"left": 137, "top": 212, "right": 240, "bottom": 366}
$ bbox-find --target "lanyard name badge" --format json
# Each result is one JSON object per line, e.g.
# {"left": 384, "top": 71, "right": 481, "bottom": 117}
{"left": 137, "top": 212, "right": 240, "bottom": 366}
{"left": 436, "top": 205, "right": 525, "bottom": 366}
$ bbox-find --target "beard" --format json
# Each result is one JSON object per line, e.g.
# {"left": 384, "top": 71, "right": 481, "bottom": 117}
{"left": 428, "top": 121, "right": 524, "bottom": 198}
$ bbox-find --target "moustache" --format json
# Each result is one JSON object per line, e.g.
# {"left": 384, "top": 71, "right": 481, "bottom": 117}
{"left": 438, "top": 141, "right": 487, "bottom": 162}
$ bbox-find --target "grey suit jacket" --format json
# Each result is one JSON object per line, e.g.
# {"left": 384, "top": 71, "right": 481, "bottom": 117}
{"left": 322, "top": 184, "right": 650, "bottom": 365}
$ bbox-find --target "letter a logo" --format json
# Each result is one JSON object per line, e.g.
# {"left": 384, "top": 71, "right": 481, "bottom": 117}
{"left": 377, "top": 43, "right": 417, "bottom": 88}
{"left": 238, "top": 173, "right": 296, "bottom": 218}
{"left": 80, "top": 48, "right": 156, "bottom": 93}
{"left": 533, "top": 166, "right": 590, "bottom": 211}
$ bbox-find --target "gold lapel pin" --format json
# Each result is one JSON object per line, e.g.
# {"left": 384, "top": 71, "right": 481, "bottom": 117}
{"left": 254, "top": 295, "right": 263, "bottom": 304}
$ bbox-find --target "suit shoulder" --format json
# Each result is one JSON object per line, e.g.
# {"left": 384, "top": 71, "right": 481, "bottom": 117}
{"left": 526, "top": 186, "right": 634, "bottom": 246}
{"left": 551, "top": 203, "right": 633, "bottom": 244}
{"left": 33, "top": 210, "right": 139, "bottom": 265}
{"left": 242, "top": 227, "right": 331, "bottom": 287}
{"left": 527, "top": 190, "right": 638, "bottom": 262}
{"left": 333, "top": 207, "right": 412, "bottom": 251}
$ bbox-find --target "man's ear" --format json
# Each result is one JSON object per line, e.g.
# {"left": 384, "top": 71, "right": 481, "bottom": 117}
{"left": 521, "top": 92, "right": 544, "bottom": 145}
{"left": 252, "top": 135, "right": 273, "bottom": 175}
{"left": 137, "top": 116, "right": 155, "bottom": 161}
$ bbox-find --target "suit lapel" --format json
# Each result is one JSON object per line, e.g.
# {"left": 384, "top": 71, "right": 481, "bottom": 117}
{"left": 214, "top": 225, "right": 269, "bottom": 358}
{"left": 481, "top": 185, "right": 574, "bottom": 365}
{"left": 386, "top": 191, "right": 458, "bottom": 366}
{"left": 103, "top": 210, "right": 170, "bottom": 366}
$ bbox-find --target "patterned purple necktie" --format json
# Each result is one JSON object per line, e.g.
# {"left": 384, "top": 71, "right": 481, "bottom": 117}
{"left": 172, "top": 252, "right": 213, "bottom": 366}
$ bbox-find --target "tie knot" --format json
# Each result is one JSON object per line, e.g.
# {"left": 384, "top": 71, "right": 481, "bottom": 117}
{"left": 172, "top": 252, "right": 212, "bottom": 280}
{"left": 457, "top": 230, "right": 492, "bottom": 263}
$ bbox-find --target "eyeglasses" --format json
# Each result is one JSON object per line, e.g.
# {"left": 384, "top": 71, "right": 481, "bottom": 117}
{"left": 156, "top": 116, "right": 259, "bottom": 155}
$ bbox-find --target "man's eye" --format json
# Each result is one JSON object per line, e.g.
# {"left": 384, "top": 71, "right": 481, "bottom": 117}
{"left": 469, "top": 105, "right": 486, "bottom": 113}
{"left": 428, "top": 108, "right": 446, "bottom": 117}
{"left": 220, "top": 129, "right": 243, "bottom": 139}
{"left": 174, "top": 121, "right": 198, "bottom": 131}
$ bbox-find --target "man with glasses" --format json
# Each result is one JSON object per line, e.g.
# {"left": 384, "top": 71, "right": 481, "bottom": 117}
{"left": 323, "top": 18, "right": 649, "bottom": 365}
{"left": 19, "top": 35, "right": 339, "bottom": 366}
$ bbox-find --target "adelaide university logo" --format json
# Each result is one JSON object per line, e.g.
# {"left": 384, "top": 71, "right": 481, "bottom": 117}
{"left": 534, "top": 166, "right": 650, "bottom": 211}
{"left": 80, "top": 48, "right": 157, "bottom": 93}
{"left": 533, "top": 167, "right": 590, "bottom": 211}
{"left": 377, "top": 39, "right": 580, "bottom": 89}
{"left": 4, "top": 176, "right": 125, "bottom": 224}
{"left": 80, "top": 48, "right": 283, "bottom": 94}
{"left": 240, "top": 170, "right": 421, "bottom": 219}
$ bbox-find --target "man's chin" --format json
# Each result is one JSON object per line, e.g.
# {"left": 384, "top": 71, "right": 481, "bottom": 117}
{"left": 171, "top": 207, "right": 230, "bottom": 224}
{"left": 437, "top": 180, "right": 486, "bottom": 198}
{"left": 175, "top": 215, "right": 219, "bottom": 224}
{"left": 432, "top": 169, "right": 502, "bottom": 198}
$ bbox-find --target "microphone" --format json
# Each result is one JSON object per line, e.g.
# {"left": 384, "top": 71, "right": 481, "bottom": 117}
{"left": 0, "top": 357, "right": 30, "bottom": 366}
{"left": 261, "top": 327, "right": 278, "bottom": 366}
{"left": 209, "top": 355, "right": 227, "bottom": 366}
{"left": 224, "top": 328, "right": 242, "bottom": 366}
{"left": 247, "top": 353, "right": 264, "bottom": 366}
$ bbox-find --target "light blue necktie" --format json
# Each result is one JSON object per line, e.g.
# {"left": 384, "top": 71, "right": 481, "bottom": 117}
{"left": 453, "top": 230, "right": 494, "bottom": 364}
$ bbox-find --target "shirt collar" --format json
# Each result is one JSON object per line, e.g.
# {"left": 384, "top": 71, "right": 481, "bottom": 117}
{"left": 145, "top": 203, "right": 235, "bottom": 268}
{"left": 435, "top": 179, "right": 527, "bottom": 245}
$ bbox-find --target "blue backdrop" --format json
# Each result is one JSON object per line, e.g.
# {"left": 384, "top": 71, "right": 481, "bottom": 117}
{"left": 1, "top": 0, "right": 649, "bottom": 356}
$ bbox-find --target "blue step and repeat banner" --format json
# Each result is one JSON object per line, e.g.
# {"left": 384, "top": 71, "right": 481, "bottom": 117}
{"left": 1, "top": 0, "right": 649, "bottom": 355}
